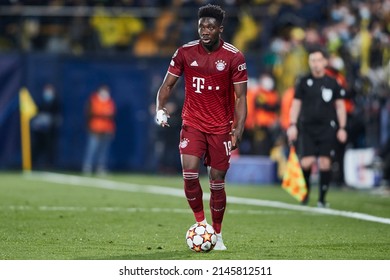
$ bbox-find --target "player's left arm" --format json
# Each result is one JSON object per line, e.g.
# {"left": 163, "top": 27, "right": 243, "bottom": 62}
{"left": 335, "top": 98, "right": 347, "bottom": 143}
{"left": 230, "top": 52, "right": 248, "bottom": 150}
{"left": 334, "top": 79, "right": 347, "bottom": 143}
{"left": 232, "top": 81, "right": 247, "bottom": 150}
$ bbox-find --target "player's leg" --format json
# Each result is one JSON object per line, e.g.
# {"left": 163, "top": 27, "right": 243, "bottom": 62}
{"left": 207, "top": 167, "right": 227, "bottom": 234}
{"left": 179, "top": 125, "right": 207, "bottom": 223}
{"left": 205, "top": 133, "right": 231, "bottom": 250}
{"left": 181, "top": 154, "right": 205, "bottom": 222}
{"left": 208, "top": 166, "right": 227, "bottom": 250}
{"left": 317, "top": 125, "right": 337, "bottom": 207}
{"left": 300, "top": 156, "right": 316, "bottom": 204}
{"left": 298, "top": 127, "right": 317, "bottom": 204}
{"left": 82, "top": 132, "right": 99, "bottom": 174}
{"left": 96, "top": 133, "right": 113, "bottom": 175}
{"left": 318, "top": 156, "right": 332, "bottom": 207}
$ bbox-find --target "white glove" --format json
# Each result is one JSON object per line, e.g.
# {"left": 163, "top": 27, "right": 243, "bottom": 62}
{"left": 155, "top": 109, "right": 169, "bottom": 126}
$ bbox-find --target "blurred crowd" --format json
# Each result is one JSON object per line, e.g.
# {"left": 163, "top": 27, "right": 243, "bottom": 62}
{"left": 1, "top": 0, "right": 390, "bottom": 183}
{"left": 0, "top": 0, "right": 360, "bottom": 55}
{"left": 0, "top": 0, "right": 242, "bottom": 55}
{"left": 239, "top": 0, "right": 390, "bottom": 186}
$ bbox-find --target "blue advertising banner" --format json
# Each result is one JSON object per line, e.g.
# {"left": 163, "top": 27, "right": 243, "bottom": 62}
{"left": 0, "top": 53, "right": 171, "bottom": 172}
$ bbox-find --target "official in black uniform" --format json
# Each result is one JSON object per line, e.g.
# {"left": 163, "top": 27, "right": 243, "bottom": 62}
{"left": 287, "top": 47, "right": 347, "bottom": 207}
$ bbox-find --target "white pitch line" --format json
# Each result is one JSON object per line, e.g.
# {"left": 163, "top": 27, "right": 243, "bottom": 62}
{"left": 25, "top": 172, "right": 390, "bottom": 225}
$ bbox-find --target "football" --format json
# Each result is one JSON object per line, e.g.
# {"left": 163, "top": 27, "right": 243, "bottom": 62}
{"left": 185, "top": 222, "right": 217, "bottom": 252}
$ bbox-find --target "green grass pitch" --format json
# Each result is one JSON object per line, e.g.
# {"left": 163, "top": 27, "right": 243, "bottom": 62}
{"left": 0, "top": 171, "right": 389, "bottom": 260}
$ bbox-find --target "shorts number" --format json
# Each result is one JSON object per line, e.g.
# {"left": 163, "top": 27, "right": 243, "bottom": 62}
{"left": 223, "top": 141, "right": 232, "bottom": 156}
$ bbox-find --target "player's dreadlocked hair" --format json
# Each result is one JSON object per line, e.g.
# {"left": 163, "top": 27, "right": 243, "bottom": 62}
{"left": 198, "top": 4, "right": 225, "bottom": 25}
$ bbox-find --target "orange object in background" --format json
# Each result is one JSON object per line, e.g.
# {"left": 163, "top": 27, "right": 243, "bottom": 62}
{"left": 282, "top": 146, "right": 307, "bottom": 202}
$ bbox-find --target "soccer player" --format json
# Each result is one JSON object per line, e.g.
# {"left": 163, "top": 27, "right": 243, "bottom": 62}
{"left": 155, "top": 4, "right": 248, "bottom": 250}
{"left": 287, "top": 47, "right": 347, "bottom": 207}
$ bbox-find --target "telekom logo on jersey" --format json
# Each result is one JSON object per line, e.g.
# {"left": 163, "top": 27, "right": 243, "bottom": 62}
{"left": 192, "top": 77, "right": 220, "bottom": 94}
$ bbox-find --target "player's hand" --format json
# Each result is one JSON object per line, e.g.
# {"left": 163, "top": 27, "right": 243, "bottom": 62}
{"left": 287, "top": 125, "right": 298, "bottom": 142}
{"left": 230, "top": 128, "right": 241, "bottom": 150}
{"left": 155, "top": 108, "right": 170, "bottom": 127}
{"left": 337, "top": 128, "right": 347, "bottom": 143}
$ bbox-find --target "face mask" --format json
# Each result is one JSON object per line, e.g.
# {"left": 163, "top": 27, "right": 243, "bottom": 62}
{"left": 331, "top": 10, "right": 343, "bottom": 22}
{"left": 330, "top": 56, "right": 344, "bottom": 71}
{"left": 270, "top": 39, "right": 284, "bottom": 53}
{"left": 327, "top": 31, "right": 339, "bottom": 42}
{"left": 43, "top": 90, "right": 54, "bottom": 102}
{"left": 345, "top": 14, "right": 356, "bottom": 26}
{"left": 360, "top": 7, "right": 370, "bottom": 20}
{"left": 98, "top": 89, "right": 110, "bottom": 101}
{"left": 339, "top": 29, "right": 350, "bottom": 41}
{"left": 260, "top": 77, "right": 274, "bottom": 91}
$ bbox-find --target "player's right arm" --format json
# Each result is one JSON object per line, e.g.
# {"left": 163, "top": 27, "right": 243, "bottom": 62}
{"left": 155, "top": 72, "right": 179, "bottom": 127}
{"left": 287, "top": 98, "right": 301, "bottom": 142}
{"left": 287, "top": 77, "right": 303, "bottom": 143}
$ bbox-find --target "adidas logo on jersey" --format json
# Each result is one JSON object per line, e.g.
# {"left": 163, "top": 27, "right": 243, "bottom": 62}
{"left": 190, "top": 61, "right": 199, "bottom": 66}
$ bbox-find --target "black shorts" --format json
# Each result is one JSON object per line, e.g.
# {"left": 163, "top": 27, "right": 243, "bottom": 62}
{"left": 298, "top": 123, "right": 337, "bottom": 158}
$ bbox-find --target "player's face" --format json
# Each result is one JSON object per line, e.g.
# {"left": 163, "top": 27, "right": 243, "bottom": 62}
{"left": 198, "top": 17, "right": 223, "bottom": 51}
{"left": 308, "top": 51, "right": 328, "bottom": 77}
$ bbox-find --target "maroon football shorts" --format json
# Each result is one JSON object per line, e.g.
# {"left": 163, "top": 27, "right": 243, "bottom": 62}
{"left": 179, "top": 125, "right": 232, "bottom": 171}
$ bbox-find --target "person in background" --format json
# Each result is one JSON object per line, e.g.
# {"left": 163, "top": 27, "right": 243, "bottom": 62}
{"left": 246, "top": 73, "right": 279, "bottom": 156}
{"left": 82, "top": 85, "right": 116, "bottom": 175}
{"left": 379, "top": 137, "right": 390, "bottom": 189}
{"left": 155, "top": 4, "right": 247, "bottom": 250}
{"left": 280, "top": 86, "right": 295, "bottom": 133}
{"left": 287, "top": 47, "right": 347, "bottom": 207}
{"left": 273, "top": 85, "right": 295, "bottom": 180}
{"left": 31, "top": 83, "right": 62, "bottom": 170}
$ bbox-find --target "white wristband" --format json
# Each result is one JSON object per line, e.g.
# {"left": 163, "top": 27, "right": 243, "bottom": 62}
{"left": 156, "top": 109, "right": 168, "bottom": 125}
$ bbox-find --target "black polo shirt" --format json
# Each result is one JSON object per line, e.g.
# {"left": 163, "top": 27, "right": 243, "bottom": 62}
{"left": 294, "top": 74, "right": 346, "bottom": 126}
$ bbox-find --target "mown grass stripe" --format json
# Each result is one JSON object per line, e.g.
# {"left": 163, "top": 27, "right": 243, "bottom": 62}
{"left": 1, "top": 205, "right": 295, "bottom": 215}
{"left": 25, "top": 172, "right": 390, "bottom": 225}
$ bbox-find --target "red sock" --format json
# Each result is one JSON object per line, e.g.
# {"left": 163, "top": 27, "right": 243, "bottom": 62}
{"left": 183, "top": 169, "right": 204, "bottom": 222}
{"left": 209, "top": 180, "right": 226, "bottom": 233}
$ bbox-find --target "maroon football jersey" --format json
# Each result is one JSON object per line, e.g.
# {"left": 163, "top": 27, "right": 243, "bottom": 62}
{"left": 167, "top": 39, "right": 248, "bottom": 134}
